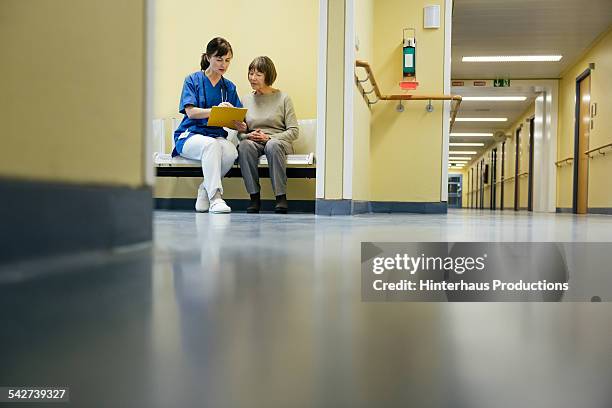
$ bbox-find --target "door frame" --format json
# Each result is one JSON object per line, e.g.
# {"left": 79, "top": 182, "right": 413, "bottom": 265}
{"left": 514, "top": 127, "right": 521, "bottom": 211}
{"left": 480, "top": 159, "right": 485, "bottom": 209}
{"left": 528, "top": 117, "right": 535, "bottom": 211}
{"left": 490, "top": 148, "right": 497, "bottom": 210}
{"left": 572, "top": 68, "right": 591, "bottom": 214}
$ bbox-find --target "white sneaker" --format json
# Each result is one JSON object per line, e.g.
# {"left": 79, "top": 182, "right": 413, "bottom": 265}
{"left": 195, "top": 184, "right": 209, "bottom": 212}
{"left": 209, "top": 198, "right": 231, "bottom": 214}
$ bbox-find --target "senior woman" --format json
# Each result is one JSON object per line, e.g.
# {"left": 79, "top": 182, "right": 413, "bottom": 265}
{"left": 173, "top": 37, "right": 242, "bottom": 214}
{"left": 234, "top": 56, "right": 299, "bottom": 214}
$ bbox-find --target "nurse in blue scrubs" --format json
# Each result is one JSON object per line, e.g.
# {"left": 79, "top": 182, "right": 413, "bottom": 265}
{"left": 173, "top": 37, "right": 242, "bottom": 214}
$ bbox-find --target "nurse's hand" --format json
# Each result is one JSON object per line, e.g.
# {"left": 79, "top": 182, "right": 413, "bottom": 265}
{"left": 232, "top": 121, "right": 247, "bottom": 132}
{"left": 219, "top": 102, "right": 234, "bottom": 108}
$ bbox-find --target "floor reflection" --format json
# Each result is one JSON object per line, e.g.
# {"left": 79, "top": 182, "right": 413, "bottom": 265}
{"left": 1, "top": 210, "right": 612, "bottom": 407}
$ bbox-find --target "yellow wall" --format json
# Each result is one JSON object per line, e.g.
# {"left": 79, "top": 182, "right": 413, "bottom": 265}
{"left": 0, "top": 0, "right": 146, "bottom": 187}
{"left": 155, "top": 177, "right": 315, "bottom": 200}
{"left": 153, "top": 0, "right": 319, "bottom": 199}
{"left": 154, "top": 0, "right": 318, "bottom": 122}
{"left": 556, "top": 64, "right": 574, "bottom": 208}
{"left": 557, "top": 27, "right": 612, "bottom": 210}
{"left": 352, "top": 0, "right": 374, "bottom": 202}
{"left": 370, "top": 0, "right": 446, "bottom": 202}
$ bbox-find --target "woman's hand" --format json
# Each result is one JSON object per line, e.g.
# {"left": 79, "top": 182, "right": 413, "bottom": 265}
{"left": 247, "top": 129, "right": 271, "bottom": 143}
{"left": 218, "top": 102, "right": 234, "bottom": 108}
{"left": 232, "top": 121, "right": 248, "bottom": 132}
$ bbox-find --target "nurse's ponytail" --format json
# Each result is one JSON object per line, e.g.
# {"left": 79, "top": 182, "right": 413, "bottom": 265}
{"left": 200, "top": 37, "right": 233, "bottom": 71}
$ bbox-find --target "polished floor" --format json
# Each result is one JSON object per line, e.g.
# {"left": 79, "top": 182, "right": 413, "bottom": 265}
{"left": 2, "top": 209, "right": 612, "bottom": 407}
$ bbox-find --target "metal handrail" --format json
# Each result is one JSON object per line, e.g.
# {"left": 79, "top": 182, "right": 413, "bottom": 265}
{"left": 584, "top": 142, "right": 612, "bottom": 158}
{"left": 355, "top": 59, "right": 462, "bottom": 130}
{"left": 555, "top": 157, "right": 573, "bottom": 167}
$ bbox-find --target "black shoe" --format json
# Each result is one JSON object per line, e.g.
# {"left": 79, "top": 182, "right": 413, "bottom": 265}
{"left": 274, "top": 194, "right": 288, "bottom": 214}
{"left": 247, "top": 193, "right": 260, "bottom": 213}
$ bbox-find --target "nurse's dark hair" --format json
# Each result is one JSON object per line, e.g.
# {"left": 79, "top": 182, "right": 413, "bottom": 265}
{"left": 201, "top": 37, "right": 233, "bottom": 71}
{"left": 248, "top": 56, "right": 277, "bottom": 86}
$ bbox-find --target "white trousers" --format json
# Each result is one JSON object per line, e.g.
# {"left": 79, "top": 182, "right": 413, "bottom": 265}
{"left": 181, "top": 134, "right": 238, "bottom": 199}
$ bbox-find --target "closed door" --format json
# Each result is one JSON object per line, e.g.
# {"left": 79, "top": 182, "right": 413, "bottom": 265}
{"left": 575, "top": 73, "right": 591, "bottom": 214}
{"left": 448, "top": 175, "right": 462, "bottom": 208}
{"left": 480, "top": 160, "right": 485, "bottom": 209}
{"left": 514, "top": 128, "right": 521, "bottom": 211}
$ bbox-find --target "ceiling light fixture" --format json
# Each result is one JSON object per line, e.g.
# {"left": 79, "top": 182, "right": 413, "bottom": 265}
{"left": 449, "top": 143, "right": 485, "bottom": 146}
{"left": 462, "top": 96, "right": 527, "bottom": 102}
{"left": 447, "top": 156, "right": 472, "bottom": 161}
{"left": 462, "top": 55, "right": 562, "bottom": 62}
{"left": 449, "top": 151, "right": 477, "bottom": 155}
{"left": 455, "top": 117, "right": 507, "bottom": 122}
{"left": 450, "top": 132, "right": 493, "bottom": 137}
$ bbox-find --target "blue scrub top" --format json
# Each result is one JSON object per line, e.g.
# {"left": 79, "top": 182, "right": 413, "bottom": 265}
{"left": 172, "top": 71, "right": 242, "bottom": 157}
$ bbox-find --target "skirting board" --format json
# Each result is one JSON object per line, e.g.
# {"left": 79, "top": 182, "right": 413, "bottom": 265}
{"left": 315, "top": 199, "right": 447, "bottom": 215}
{"left": 588, "top": 208, "right": 612, "bottom": 215}
{"left": 156, "top": 199, "right": 448, "bottom": 215}
{"left": 156, "top": 198, "right": 316, "bottom": 213}
{"left": 556, "top": 208, "right": 612, "bottom": 215}
{"left": 0, "top": 179, "right": 152, "bottom": 265}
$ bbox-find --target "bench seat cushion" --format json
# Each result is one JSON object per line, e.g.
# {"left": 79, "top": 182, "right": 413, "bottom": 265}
{"left": 154, "top": 153, "right": 315, "bottom": 167}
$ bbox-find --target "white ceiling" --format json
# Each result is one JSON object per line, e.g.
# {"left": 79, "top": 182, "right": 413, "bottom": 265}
{"left": 452, "top": 0, "right": 612, "bottom": 79}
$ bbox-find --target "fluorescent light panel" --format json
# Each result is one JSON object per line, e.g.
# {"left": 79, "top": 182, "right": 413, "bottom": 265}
{"left": 450, "top": 142, "right": 484, "bottom": 146}
{"left": 455, "top": 117, "right": 507, "bottom": 122}
{"left": 449, "top": 151, "right": 476, "bottom": 155}
{"left": 450, "top": 132, "right": 493, "bottom": 137}
{"left": 448, "top": 156, "right": 472, "bottom": 160}
{"left": 462, "top": 55, "right": 562, "bottom": 62}
{"left": 462, "top": 96, "right": 527, "bottom": 101}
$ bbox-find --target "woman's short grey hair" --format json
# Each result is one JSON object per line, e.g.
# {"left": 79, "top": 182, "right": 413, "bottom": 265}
{"left": 248, "top": 56, "right": 277, "bottom": 86}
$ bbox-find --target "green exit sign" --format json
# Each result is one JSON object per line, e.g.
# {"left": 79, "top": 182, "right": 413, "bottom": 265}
{"left": 494, "top": 78, "right": 511, "bottom": 87}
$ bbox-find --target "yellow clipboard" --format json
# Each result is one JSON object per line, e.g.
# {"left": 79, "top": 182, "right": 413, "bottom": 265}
{"left": 207, "top": 106, "right": 248, "bottom": 128}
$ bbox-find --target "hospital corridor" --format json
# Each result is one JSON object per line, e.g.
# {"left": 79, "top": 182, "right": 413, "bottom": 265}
{"left": 1, "top": 0, "right": 612, "bottom": 407}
